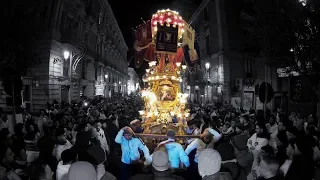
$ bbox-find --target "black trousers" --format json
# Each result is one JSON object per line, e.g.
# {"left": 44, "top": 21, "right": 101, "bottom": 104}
{"left": 120, "top": 162, "right": 141, "bottom": 180}
{"left": 190, "top": 161, "right": 202, "bottom": 180}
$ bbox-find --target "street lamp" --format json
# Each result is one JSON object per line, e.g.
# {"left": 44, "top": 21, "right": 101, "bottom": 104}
{"left": 64, "top": 50, "right": 72, "bottom": 104}
{"left": 64, "top": 51, "right": 70, "bottom": 59}
{"left": 205, "top": 62, "right": 210, "bottom": 70}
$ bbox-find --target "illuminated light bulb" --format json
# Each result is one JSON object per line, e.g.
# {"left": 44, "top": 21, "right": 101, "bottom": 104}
{"left": 160, "top": 15, "right": 164, "bottom": 18}
{"left": 170, "top": 112, "right": 175, "bottom": 116}
{"left": 159, "top": 20, "right": 163, "bottom": 24}
{"left": 156, "top": 76, "right": 160, "bottom": 79}
{"left": 174, "top": 16, "right": 178, "bottom": 19}
{"left": 138, "top": 110, "right": 145, "bottom": 115}
{"left": 166, "top": 18, "right": 172, "bottom": 23}
{"left": 147, "top": 112, "right": 153, "bottom": 117}
{"left": 174, "top": 21, "right": 177, "bottom": 25}
{"left": 168, "top": 12, "right": 171, "bottom": 15}
{"left": 185, "top": 113, "right": 190, "bottom": 117}
{"left": 154, "top": 27, "right": 158, "bottom": 31}
{"left": 179, "top": 16, "right": 182, "bottom": 19}
{"left": 178, "top": 23, "right": 182, "bottom": 26}
{"left": 181, "top": 29, "right": 185, "bottom": 33}
{"left": 177, "top": 113, "right": 182, "bottom": 118}
{"left": 153, "top": 21, "right": 157, "bottom": 25}
{"left": 163, "top": 85, "right": 169, "bottom": 90}
{"left": 154, "top": 14, "right": 158, "bottom": 17}
{"left": 163, "top": 75, "right": 167, "bottom": 78}
{"left": 179, "top": 79, "right": 182, "bottom": 82}
{"left": 177, "top": 71, "right": 180, "bottom": 74}
{"left": 154, "top": 111, "right": 159, "bottom": 116}
{"left": 182, "top": 65, "right": 187, "bottom": 70}
{"left": 176, "top": 62, "right": 181, "bottom": 67}
{"left": 146, "top": 69, "right": 150, "bottom": 73}
{"left": 151, "top": 71, "right": 154, "bottom": 74}
{"left": 148, "top": 77, "right": 151, "bottom": 80}
{"left": 171, "top": 76, "right": 176, "bottom": 80}
{"left": 172, "top": 25, "right": 176, "bottom": 28}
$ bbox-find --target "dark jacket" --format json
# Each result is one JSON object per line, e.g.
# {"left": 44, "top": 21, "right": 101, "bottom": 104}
{"left": 129, "top": 169, "right": 185, "bottom": 180}
{"left": 220, "top": 161, "right": 246, "bottom": 180}
{"left": 234, "top": 150, "right": 253, "bottom": 175}
{"left": 202, "top": 172, "right": 233, "bottom": 180}
{"left": 284, "top": 154, "right": 314, "bottom": 180}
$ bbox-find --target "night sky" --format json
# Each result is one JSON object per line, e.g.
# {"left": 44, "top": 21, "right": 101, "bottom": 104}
{"left": 109, "top": 0, "right": 200, "bottom": 48}
{"left": 108, "top": 0, "right": 200, "bottom": 78}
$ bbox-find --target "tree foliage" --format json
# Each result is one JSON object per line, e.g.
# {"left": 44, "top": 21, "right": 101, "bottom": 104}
{"left": 243, "top": 0, "right": 320, "bottom": 92}
{"left": 0, "top": 1, "right": 42, "bottom": 80}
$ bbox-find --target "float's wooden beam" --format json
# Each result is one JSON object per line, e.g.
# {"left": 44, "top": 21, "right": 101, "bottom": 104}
{"left": 135, "top": 133, "right": 200, "bottom": 139}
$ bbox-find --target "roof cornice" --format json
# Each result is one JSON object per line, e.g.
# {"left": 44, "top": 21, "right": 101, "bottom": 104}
{"left": 188, "top": 0, "right": 211, "bottom": 24}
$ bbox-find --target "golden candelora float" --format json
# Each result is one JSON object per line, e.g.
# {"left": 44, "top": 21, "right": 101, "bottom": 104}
{"left": 133, "top": 9, "right": 199, "bottom": 135}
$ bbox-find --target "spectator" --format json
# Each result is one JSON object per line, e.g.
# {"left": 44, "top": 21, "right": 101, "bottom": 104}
{"left": 129, "top": 150, "right": 185, "bottom": 180}
{"left": 56, "top": 149, "right": 77, "bottom": 180}
{"left": 52, "top": 128, "right": 72, "bottom": 161}
{"left": 217, "top": 142, "right": 246, "bottom": 180}
{"left": 198, "top": 149, "right": 232, "bottom": 180}
{"left": 68, "top": 161, "right": 96, "bottom": 180}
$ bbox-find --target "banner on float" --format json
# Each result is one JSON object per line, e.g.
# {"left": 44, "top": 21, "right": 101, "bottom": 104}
{"left": 155, "top": 23, "right": 178, "bottom": 54}
{"left": 183, "top": 24, "right": 195, "bottom": 50}
{"left": 135, "top": 21, "right": 152, "bottom": 49}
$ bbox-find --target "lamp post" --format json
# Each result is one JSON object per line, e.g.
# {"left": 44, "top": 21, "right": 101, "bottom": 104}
{"left": 64, "top": 50, "right": 72, "bottom": 104}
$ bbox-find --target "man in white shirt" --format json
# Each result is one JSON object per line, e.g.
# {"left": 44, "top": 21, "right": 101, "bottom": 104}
{"left": 93, "top": 120, "right": 110, "bottom": 155}
{"left": 185, "top": 128, "right": 222, "bottom": 180}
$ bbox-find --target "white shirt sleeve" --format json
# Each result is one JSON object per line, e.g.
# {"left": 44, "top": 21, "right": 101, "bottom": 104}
{"left": 207, "top": 128, "right": 222, "bottom": 142}
{"left": 185, "top": 138, "right": 200, "bottom": 155}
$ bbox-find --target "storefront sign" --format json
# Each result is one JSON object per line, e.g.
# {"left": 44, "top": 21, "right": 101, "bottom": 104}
{"left": 95, "top": 85, "right": 104, "bottom": 96}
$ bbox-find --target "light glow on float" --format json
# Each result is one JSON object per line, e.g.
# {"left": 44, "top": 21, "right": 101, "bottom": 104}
{"left": 134, "top": 8, "right": 196, "bottom": 135}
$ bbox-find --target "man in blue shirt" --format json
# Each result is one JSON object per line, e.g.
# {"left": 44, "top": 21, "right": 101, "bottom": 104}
{"left": 115, "top": 126, "right": 150, "bottom": 180}
{"left": 151, "top": 130, "right": 190, "bottom": 169}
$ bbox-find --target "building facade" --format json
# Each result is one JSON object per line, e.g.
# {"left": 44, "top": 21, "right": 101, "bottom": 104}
{"left": 127, "top": 68, "right": 141, "bottom": 95}
{"left": 188, "top": 0, "right": 280, "bottom": 110}
{"left": 0, "top": 0, "right": 128, "bottom": 112}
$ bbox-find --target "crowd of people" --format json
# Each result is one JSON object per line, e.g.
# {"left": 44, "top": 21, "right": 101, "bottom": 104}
{"left": 0, "top": 95, "right": 319, "bottom": 180}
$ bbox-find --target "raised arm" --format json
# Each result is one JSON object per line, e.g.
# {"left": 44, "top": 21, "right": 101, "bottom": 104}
{"left": 207, "top": 128, "right": 222, "bottom": 143}
{"left": 185, "top": 138, "right": 199, "bottom": 155}
{"left": 115, "top": 129, "right": 124, "bottom": 144}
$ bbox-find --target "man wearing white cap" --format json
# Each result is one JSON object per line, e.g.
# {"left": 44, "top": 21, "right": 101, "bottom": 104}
{"left": 129, "top": 151, "right": 185, "bottom": 180}
{"left": 198, "top": 149, "right": 232, "bottom": 180}
{"left": 150, "top": 130, "right": 190, "bottom": 169}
